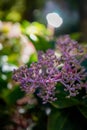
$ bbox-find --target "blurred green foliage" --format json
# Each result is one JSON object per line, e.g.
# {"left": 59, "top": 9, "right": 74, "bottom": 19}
{"left": 0, "top": 0, "right": 45, "bottom": 21}
{"left": 0, "top": 0, "right": 24, "bottom": 21}
{"left": 0, "top": 20, "right": 53, "bottom": 130}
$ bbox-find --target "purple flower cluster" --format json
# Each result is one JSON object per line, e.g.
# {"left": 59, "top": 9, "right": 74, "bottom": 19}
{"left": 12, "top": 35, "right": 87, "bottom": 103}
{"left": 56, "top": 35, "right": 83, "bottom": 57}
{"left": 61, "top": 59, "right": 87, "bottom": 97}
{"left": 13, "top": 50, "right": 61, "bottom": 104}
{"left": 56, "top": 35, "right": 87, "bottom": 96}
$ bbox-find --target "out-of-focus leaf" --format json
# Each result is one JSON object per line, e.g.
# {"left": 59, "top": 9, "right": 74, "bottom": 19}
{"left": 51, "top": 96, "right": 79, "bottom": 109}
{"left": 27, "top": 52, "right": 38, "bottom": 66}
{"left": 28, "top": 35, "right": 53, "bottom": 51}
{"left": 48, "top": 109, "right": 69, "bottom": 130}
{"left": 0, "top": 78, "right": 8, "bottom": 91}
{"left": 47, "top": 107, "right": 87, "bottom": 130}
{"left": 6, "top": 11, "right": 21, "bottom": 22}
{"left": 21, "top": 20, "right": 30, "bottom": 33}
{"left": 80, "top": 96, "right": 87, "bottom": 106}
{"left": 70, "top": 32, "right": 81, "bottom": 40}
{"left": 25, "top": 22, "right": 50, "bottom": 36}
{"left": 1, "top": 86, "right": 25, "bottom": 106}
{"left": 78, "top": 105, "right": 87, "bottom": 119}
{"left": 7, "top": 54, "right": 20, "bottom": 65}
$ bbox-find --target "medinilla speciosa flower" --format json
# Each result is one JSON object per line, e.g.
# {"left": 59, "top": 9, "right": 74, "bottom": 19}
{"left": 12, "top": 35, "right": 87, "bottom": 104}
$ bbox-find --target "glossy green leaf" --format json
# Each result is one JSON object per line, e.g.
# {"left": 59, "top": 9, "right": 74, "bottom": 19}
{"left": 78, "top": 105, "right": 87, "bottom": 119}
{"left": 51, "top": 96, "right": 79, "bottom": 109}
{"left": 47, "top": 107, "right": 87, "bottom": 130}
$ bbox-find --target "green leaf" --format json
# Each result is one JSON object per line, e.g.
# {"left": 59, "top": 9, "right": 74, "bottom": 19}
{"left": 28, "top": 35, "right": 53, "bottom": 51}
{"left": 25, "top": 22, "right": 50, "bottom": 36}
{"left": 2, "top": 86, "right": 25, "bottom": 106}
{"left": 51, "top": 96, "right": 79, "bottom": 109}
{"left": 70, "top": 32, "right": 81, "bottom": 40}
{"left": 48, "top": 109, "right": 69, "bottom": 130}
{"left": 27, "top": 52, "right": 38, "bottom": 65}
{"left": 47, "top": 107, "right": 87, "bottom": 130}
{"left": 78, "top": 105, "right": 87, "bottom": 119}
